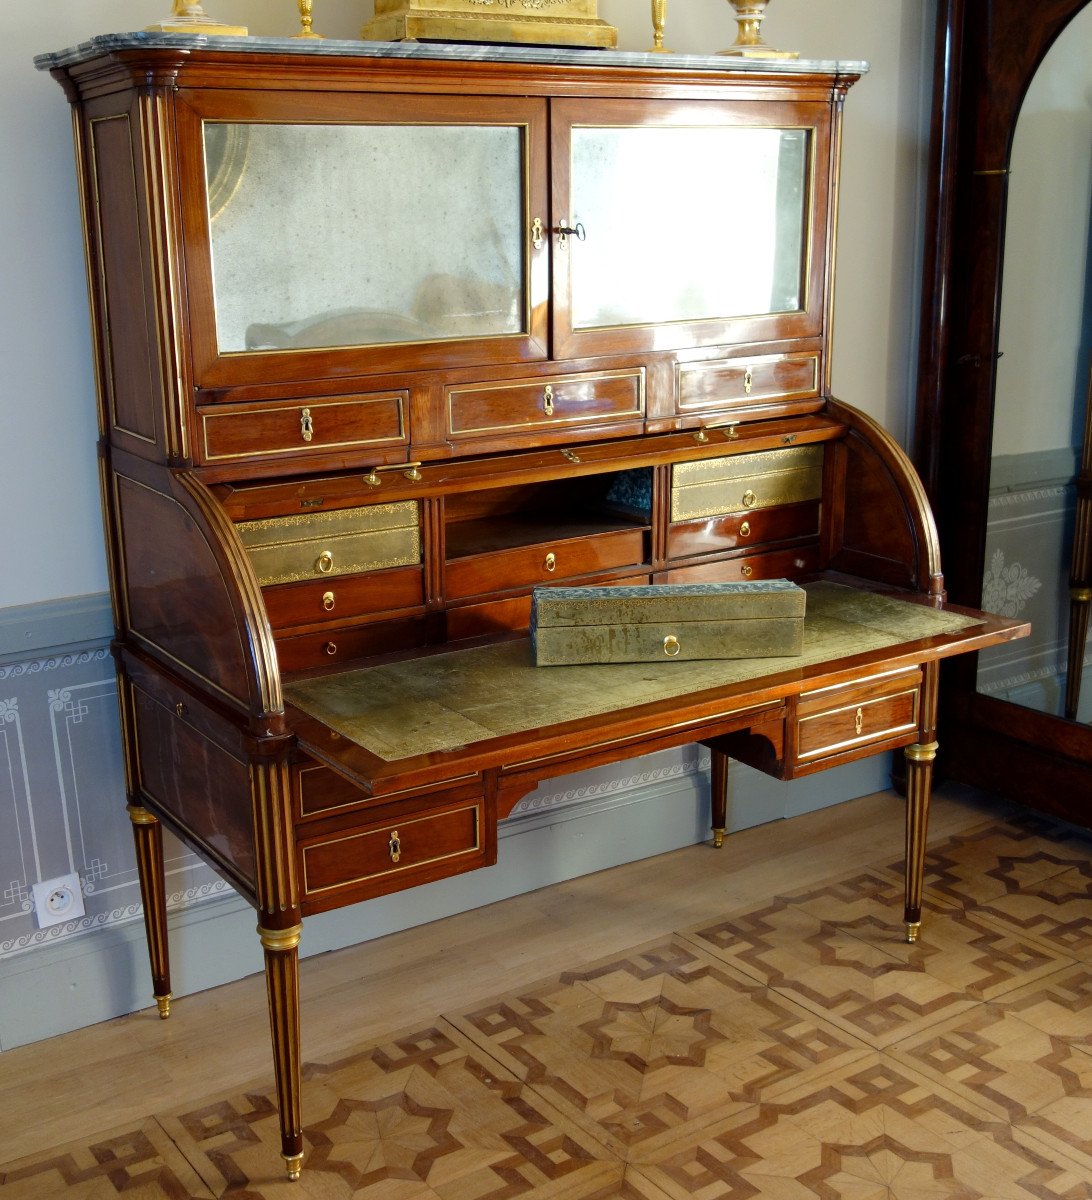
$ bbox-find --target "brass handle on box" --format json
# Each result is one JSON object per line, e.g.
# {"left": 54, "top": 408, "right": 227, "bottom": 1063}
{"left": 388, "top": 830, "right": 402, "bottom": 864}
{"left": 663, "top": 635, "right": 681, "bottom": 657}
{"left": 300, "top": 407, "right": 314, "bottom": 442}
{"left": 743, "top": 490, "right": 758, "bottom": 508}
{"left": 363, "top": 462, "right": 423, "bottom": 487}
{"left": 316, "top": 550, "right": 334, "bottom": 574}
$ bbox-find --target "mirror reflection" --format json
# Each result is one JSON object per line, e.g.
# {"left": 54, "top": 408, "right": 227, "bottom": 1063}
{"left": 569, "top": 125, "right": 808, "bottom": 330}
{"left": 975, "top": 4, "right": 1092, "bottom": 721}
{"left": 203, "top": 122, "right": 526, "bottom": 353}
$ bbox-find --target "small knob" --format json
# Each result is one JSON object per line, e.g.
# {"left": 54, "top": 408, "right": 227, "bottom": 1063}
{"left": 316, "top": 550, "right": 334, "bottom": 574}
{"left": 663, "top": 635, "right": 681, "bottom": 657}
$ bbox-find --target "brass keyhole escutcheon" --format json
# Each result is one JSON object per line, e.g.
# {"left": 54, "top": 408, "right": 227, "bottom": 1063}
{"left": 322, "top": 591, "right": 335, "bottom": 612}
{"left": 743, "top": 367, "right": 754, "bottom": 395}
{"left": 300, "top": 407, "right": 314, "bottom": 442}
{"left": 741, "top": 564, "right": 753, "bottom": 577}
{"left": 316, "top": 550, "right": 334, "bottom": 574}
{"left": 663, "top": 635, "right": 681, "bottom": 657}
{"left": 544, "top": 551, "right": 557, "bottom": 572}
{"left": 543, "top": 384, "right": 555, "bottom": 416}
{"left": 175, "top": 702, "right": 186, "bottom": 717}
{"left": 740, "top": 520, "right": 751, "bottom": 537}
{"left": 854, "top": 707, "right": 864, "bottom": 736}
{"left": 742, "top": 490, "right": 758, "bottom": 508}
{"left": 531, "top": 216, "right": 544, "bottom": 250}
{"left": 388, "top": 830, "right": 402, "bottom": 863}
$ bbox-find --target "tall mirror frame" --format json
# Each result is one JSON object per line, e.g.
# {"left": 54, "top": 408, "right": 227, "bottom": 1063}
{"left": 915, "top": 0, "right": 1092, "bottom": 828}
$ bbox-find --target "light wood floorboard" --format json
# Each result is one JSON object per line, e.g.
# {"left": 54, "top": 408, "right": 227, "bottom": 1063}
{"left": 0, "top": 782, "right": 1014, "bottom": 1166}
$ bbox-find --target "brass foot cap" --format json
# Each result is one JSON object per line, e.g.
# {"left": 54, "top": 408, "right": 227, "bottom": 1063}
{"left": 712, "top": 829, "right": 726, "bottom": 849}
{"left": 284, "top": 1152, "right": 304, "bottom": 1181}
{"left": 155, "top": 993, "right": 172, "bottom": 1019}
{"left": 905, "top": 921, "right": 922, "bottom": 944}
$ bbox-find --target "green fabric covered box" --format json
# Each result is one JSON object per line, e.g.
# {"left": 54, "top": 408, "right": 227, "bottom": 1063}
{"left": 530, "top": 580, "right": 806, "bottom": 665}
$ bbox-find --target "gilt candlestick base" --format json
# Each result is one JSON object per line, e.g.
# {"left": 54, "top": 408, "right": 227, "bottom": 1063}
{"left": 145, "top": 2, "right": 247, "bottom": 35}
{"left": 719, "top": 0, "right": 797, "bottom": 59}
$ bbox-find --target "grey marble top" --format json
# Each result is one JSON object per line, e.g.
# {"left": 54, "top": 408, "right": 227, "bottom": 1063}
{"left": 35, "top": 31, "right": 868, "bottom": 76}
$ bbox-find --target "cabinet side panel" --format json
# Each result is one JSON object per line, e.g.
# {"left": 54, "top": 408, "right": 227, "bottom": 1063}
{"left": 114, "top": 469, "right": 256, "bottom": 710}
{"left": 130, "top": 683, "right": 257, "bottom": 895}
{"left": 88, "top": 109, "right": 164, "bottom": 452}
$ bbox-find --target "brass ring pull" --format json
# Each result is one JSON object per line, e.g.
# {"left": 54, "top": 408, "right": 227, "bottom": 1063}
{"left": 323, "top": 642, "right": 337, "bottom": 656}
{"left": 322, "top": 590, "right": 335, "bottom": 612}
{"left": 544, "top": 552, "right": 557, "bottom": 572}
{"left": 741, "top": 565, "right": 753, "bottom": 577}
{"left": 739, "top": 521, "right": 751, "bottom": 537}
{"left": 388, "top": 830, "right": 402, "bottom": 863}
{"left": 543, "top": 384, "right": 555, "bottom": 416}
{"left": 742, "top": 490, "right": 758, "bottom": 508}
{"left": 663, "top": 635, "right": 681, "bottom": 657}
{"left": 300, "top": 407, "right": 313, "bottom": 442}
{"left": 316, "top": 550, "right": 334, "bottom": 574}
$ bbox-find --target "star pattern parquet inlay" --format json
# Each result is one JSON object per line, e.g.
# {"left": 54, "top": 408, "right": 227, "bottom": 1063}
{"left": 3, "top": 811, "right": 1089, "bottom": 1198}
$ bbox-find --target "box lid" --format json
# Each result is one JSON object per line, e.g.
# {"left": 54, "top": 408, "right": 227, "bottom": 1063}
{"left": 531, "top": 579, "right": 806, "bottom": 629}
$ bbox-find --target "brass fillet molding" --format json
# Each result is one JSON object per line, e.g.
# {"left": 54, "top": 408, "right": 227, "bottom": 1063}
{"left": 258, "top": 923, "right": 303, "bottom": 953}
{"left": 127, "top": 803, "right": 159, "bottom": 826}
{"left": 904, "top": 740, "right": 939, "bottom": 763}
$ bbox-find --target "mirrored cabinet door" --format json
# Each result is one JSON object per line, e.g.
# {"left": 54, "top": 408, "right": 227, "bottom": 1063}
{"left": 550, "top": 99, "right": 831, "bottom": 360}
{"left": 177, "top": 92, "right": 549, "bottom": 387}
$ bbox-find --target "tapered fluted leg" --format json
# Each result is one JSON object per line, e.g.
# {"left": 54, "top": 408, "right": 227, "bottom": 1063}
{"left": 127, "top": 803, "right": 172, "bottom": 1017}
{"left": 1064, "top": 586, "right": 1091, "bottom": 720}
{"left": 260, "top": 922, "right": 304, "bottom": 1180}
{"left": 710, "top": 748, "right": 729, "bottom": 848}
{"left": 902, "top": 739, "right": 938, "bottom": 944}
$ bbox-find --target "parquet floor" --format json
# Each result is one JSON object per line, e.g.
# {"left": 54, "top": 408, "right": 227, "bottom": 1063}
{"left": 2, "top": 787, "right": 1090, "bottom": 1198}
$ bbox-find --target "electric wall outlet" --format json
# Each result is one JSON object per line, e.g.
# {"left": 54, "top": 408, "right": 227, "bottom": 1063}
{"left": 32, "top": 873, "right": 85, "bottom": 928}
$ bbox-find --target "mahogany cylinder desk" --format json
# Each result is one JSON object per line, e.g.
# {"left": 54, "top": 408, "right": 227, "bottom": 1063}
{"left": 38, "top": 33, "right": 1027, "bottom": 1179}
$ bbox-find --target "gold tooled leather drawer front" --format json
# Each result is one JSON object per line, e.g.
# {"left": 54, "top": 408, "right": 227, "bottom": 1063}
{"left": 671, "top": 445, "right": 824, "bottom": 522}
{"left": 794, "top": 670, "right": 921, "bottom": 765}
{"left": 237, "top": 502, "right": 420, "bottom": 585}
{"left": 447, "top": 369, "right": 644, "bottom": 439}
{"left": 197, "top": 392, "right": 407, "bottom": 463}
{"left": 677, "top": 353, "right": 820, "bottom": 413}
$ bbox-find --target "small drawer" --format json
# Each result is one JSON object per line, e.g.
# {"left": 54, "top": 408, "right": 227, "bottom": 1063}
{"left": 237, "top": 501, "right": 420, "bottom": 585}
{"left": 677, "top": 353, "right": 820, "bottom": 414}
{"left": 447, "top": 369, "right": 644, "bottom": 441}
{"left": 274, "top": 613, "right": 440, "bottom": 673}
{"left": 299, "top": 794, "right": 491, "bottom": 905}
{"left": 660, "top": 544, "right": 820, "bottom": 585}
{"left": 263, "top": 565, "right": 424, "bottom": 631}
{"left": 295, "top": 763, "right": 481, "bottom": 822}
{"left": 445, "top": 528, "right": 647, "bottom": 601}
{"left": 197, "top": 392, "right": 407, "bottom": 464}
{"left": 795, "top": 670, "right": 921, "bottom": 765}
{"left": 672, "top": 446, "right": 823, "bottom": 522}
{"left": 668, "top": 501, "right": 820, "bottom": 561}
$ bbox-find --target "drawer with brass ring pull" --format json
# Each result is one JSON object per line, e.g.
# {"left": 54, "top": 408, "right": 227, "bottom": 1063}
{"left": 667, "top": 501, "right": 820, "bottom": 561}
{"left": 262, "top": 565, "right": 425, "bottom": 632}
{"left": 671, "top": 445, "right": 824, "bottom": 522}
{"left": 236, "top": 501, "right": 420, "bottom": 586}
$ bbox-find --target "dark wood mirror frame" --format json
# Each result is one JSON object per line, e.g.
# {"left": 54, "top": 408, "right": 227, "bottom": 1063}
{"left": 915, "top": 0, "right": 1092, "bottom": 828}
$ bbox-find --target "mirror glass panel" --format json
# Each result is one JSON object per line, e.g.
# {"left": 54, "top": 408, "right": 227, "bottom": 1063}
{"left": 203, "top": 122, "right": 526, "bottom": 353}
{"left": 568, "top": 125, "right": 808, "bottom": 330}
{"left": 975, "top": 4, "right": 1092, "bottom": 721}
